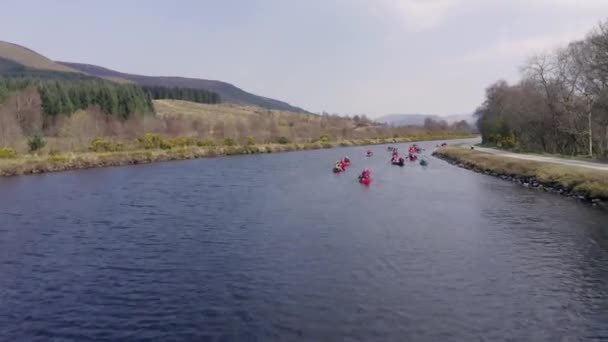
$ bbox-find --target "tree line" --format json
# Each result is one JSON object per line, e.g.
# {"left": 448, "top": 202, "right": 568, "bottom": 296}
{"left": 0, "top": 77, "right": 223, "bottom": 120}
{"left": 0, "top": 78, "right": 154, "bottom": 119}
{"left": 143, "top": 85, "right": 221, "bottom": 104}
{"left": 476, "top": 20, "right": 608, "bottom": 157}
{"left": 39, "top": 80, "right": 154, "bottom": 119}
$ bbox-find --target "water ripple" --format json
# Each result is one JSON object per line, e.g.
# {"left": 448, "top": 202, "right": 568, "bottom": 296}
{"left": 1, "top": 139, "right": 608, "bottom": 341}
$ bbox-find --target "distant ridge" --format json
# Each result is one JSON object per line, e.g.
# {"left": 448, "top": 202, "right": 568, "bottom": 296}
{"left": 0, "top": 40, "right": 79, "bottom": 73}
{"left": 59, "top": 62, "right": 307, "bottom": 112}
{"left": 376, "top": 113, "right": 475, "bottom": 126}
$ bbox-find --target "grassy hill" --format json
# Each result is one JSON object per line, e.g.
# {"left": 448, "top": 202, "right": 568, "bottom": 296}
{"left": 0, "top": 41, "right": 79, "bottom": 73}
{"left": 152, "top": 99, "right": 358, "bottom": 143}
{"left": 155, "top": 99, "right": 310, "bottom": 121}
{"left": 0, "top": 41, "right": 134, "bottom": 83}
{"left": 60, "top": 62, "right": 307, "bottom": 112}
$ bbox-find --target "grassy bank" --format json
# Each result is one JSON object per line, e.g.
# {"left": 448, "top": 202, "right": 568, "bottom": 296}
{"left": 0, "top": 133, "right": 476, "bottom": 177}
{"left": 433, "top": 146, "right": 608, "bottom": 202}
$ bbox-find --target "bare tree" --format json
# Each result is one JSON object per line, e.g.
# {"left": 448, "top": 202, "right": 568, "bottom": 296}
{"left": 0, "top": 103, "right": 24, "bottom": 149}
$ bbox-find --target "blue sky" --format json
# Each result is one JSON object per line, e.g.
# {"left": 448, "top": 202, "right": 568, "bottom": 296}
{"left": 1, "top": 0, "right": 607, "bottom": 116}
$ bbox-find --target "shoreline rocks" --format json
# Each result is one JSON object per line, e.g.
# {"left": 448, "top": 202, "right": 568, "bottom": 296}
{"left": 432, "top": 151, "right": 607, "bottom": 210}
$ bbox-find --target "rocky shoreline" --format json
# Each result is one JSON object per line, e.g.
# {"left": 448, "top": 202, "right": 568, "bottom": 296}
{"left": 433, "top": 150, "right": 607, "bottom": 210}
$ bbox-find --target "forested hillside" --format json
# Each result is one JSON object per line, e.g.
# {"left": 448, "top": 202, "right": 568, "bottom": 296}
{"left": 59, "top": 62, "right": 306, "bottom": 112}
{"left": 0, "top": 78, "right": 154, "bottom": 118}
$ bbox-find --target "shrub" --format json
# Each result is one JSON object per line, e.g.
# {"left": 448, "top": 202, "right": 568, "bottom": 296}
{"left": 246, "top": 136, "right": 255, "bottom": 146}
{"left": 196, "top": 138, "right": 216, "bottom": 147}
{"left": 49, "top": 153, "right": 68, "bottom": 163}
{"left": 28, "top": 134, "right": 46, "bottom": 152}
{"left": 137, "top": 133, "right": 173, "bottom": 150}
{"left": 0, "top": 147, "right": 17, "bottom": 159}
{"left": 160, "top": 140, "right": 174, "bottom": 150}
{"left": 90, "top": 138, "right": 124, "bottom": 152}
{"left": 276, "top": 136, "right": 289, "bottom": 144}
{"left": 491, "top": 133, "right": 517, "bottom": 149}
{"left": 319, "top": 134, "right": 332, "bottom": 143}
{"left": 169, "top": 137, "right": 197, "bottom": 147}
{"left": 223, "top": 138, "right": 236, "bottom": 146}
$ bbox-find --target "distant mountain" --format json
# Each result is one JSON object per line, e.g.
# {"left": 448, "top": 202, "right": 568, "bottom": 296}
{"left": 0, "top": 41, "right": 79, "bottom": 73}
{"left": 0, "top": 40, "right": 307, "bottom": 112}
{"left": 0, "top": 56, "right": 100, "bottom": 81}
{"left": 59, "top": 62, "right": 307, "bottom": 112}
{"left": 376, "top": 113, "right": 475, "bottom": 126}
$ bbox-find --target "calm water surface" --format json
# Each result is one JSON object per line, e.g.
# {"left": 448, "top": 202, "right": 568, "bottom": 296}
{"left": 1, "top": 139, "right": 608, "bottom": 341}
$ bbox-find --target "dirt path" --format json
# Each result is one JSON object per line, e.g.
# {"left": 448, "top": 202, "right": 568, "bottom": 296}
{"left": 470, "top": 146, "right": 608, "bottom": 172}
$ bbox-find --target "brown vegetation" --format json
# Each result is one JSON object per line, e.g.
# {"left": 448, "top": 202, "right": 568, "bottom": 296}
{"left": 154, "top": 100, "right": 473, "bottom": 144}
{"left": 0, "top": 88, "right": 42, "bottom": 151}
{"left": 476, "top": 19, "right": 608, "bottom": 157}
{"left": 0, "top": 96, "right": 474, "bottom": 155}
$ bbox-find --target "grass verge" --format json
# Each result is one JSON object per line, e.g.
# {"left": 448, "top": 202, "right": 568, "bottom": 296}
{"left": 433, "top": 146, "right": 608, "bottom": 200}
{"left": 475, "top": 144, "right": 608, "bottom": 164}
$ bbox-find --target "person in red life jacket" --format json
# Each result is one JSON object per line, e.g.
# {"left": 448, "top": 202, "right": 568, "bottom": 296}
{"left": 341, "top": 157, "right": 350, "bottom": 169}
{"left": 359, "top": 168, "right": 372, "bottom": 184}
{"left": 360, "top": 168, "right": 371, "bottom": 179}
{"left": 334, "top": 161, "right": 344, "bottom": 172}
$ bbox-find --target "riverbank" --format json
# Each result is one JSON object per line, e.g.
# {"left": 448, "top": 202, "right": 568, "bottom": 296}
{"left": 433, "top": 146, "right": 608, "bottom": 208}
{"left": 0, "top": 133, "right": 475, "bottom": 177}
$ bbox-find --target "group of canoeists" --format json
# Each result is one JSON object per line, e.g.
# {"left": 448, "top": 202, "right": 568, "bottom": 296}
{"left": 332, "top": 155, "right": 372, "bottom": 185}
{"left": 332, "top": 143, "right": 439, "bottom": 186}
{"left": 333, "top": 157, "right": 351, "bottom": 173}
{"left": 388, "top": 144, "right": 427, "bottom": 166}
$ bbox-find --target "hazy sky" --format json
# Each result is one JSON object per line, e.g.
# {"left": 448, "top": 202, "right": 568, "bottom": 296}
{"left": 1, "top": 0, "right": 607, "bottom": 116}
